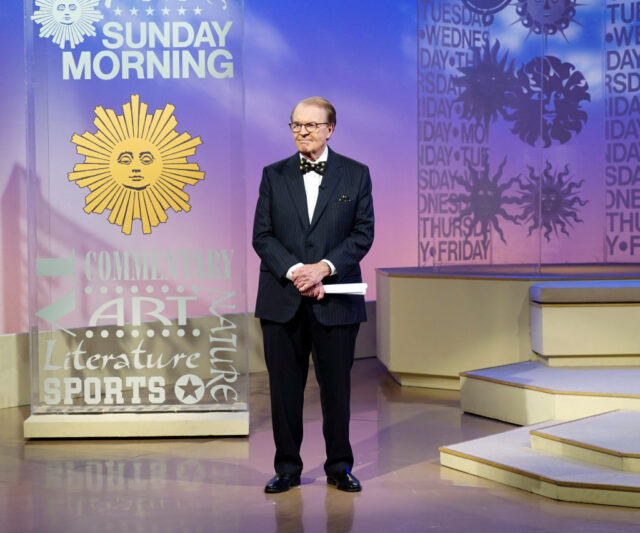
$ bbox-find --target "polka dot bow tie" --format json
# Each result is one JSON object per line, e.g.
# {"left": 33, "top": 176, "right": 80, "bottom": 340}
{"left": 299, "top": 160, "right": 327, "bottom": 175}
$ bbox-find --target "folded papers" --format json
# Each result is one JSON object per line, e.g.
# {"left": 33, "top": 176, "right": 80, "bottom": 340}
{"left": 323, "top": 283, "right": 368, "bottom": 296}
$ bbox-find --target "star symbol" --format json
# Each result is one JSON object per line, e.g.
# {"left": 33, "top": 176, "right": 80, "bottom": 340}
{"left": 175, "top": 375, "right": 205, "bottom": 404}
{"left": 130, "top": 7, "right": 138, "bottom": 15}
{"left": 162, "top": 7, "right": 170, "bottom": 15}
{"left": 194, "top": 6, "right": 202, "bottom": 14}
{"left": 146, "top": 7, "right": 154, "bottom": 15}
{"left": 178, "top": 377, "right": 202, "bottom": 401}
{"left": 114, "top": 7, "right": 122, "bottom": 15}
{"left": 178, "top": 7, "right": 186, "bottom": 15}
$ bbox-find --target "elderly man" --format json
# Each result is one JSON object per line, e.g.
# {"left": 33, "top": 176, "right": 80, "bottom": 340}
{"left": 252, "top": 96, "right": 374, "bottom": 493}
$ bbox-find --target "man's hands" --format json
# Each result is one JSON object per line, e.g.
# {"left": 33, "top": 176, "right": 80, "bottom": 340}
{"left": 300, "top": 284, "right": 325, "bottom": 300}
{"left": 292, "top": 261, "right": 330, "bottom": 300}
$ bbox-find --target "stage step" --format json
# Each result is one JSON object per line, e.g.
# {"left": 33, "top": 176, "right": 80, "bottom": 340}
{"left": 460, "top": 361, "right": 640, "bottom": 425}
{"left": 529, "top": 281, "right": 640, "bottom": 364}
{"left": 440, "top": 415, "right": 640, "bottom": 508}
{"left": 530, "top": 411, "right": 640, "bottom": 472}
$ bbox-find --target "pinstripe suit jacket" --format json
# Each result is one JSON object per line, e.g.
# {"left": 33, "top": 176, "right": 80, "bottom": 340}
{"left": 252, "top": 148, "right": 374, "bottom": 326}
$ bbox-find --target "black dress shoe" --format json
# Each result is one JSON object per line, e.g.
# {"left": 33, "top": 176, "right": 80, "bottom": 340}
{"left": 327, "top": 470, "right": 362, "bottom": 492}
{"left": 264, "top": 473, "right": 301, "bottom": 493}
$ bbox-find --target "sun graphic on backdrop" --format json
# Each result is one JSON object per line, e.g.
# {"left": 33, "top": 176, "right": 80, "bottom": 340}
{"left": 454, "top": 40, "right": 517, "bottom": 127}
{"left": 453, "top": 155, "right": 522, "bottom": 244}
{"left": 513, "top": 162, "right": 588, "bottom": 241}
{"left": 69, "top": 94, "right": 205, "bottom": 235}
{"left": 514, "top": 0, "right": 582, "bottom": 40}
{"left": 32, "top": 0, "right": 103, "bottom": 49}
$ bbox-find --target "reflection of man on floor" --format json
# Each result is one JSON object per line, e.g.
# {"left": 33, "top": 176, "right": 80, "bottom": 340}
{"left": 253, "top": 96, "right": 374, "bottom": 493}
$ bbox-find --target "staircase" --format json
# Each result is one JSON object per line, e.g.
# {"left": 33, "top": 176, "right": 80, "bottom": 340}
{"left": 440, "top": 411, "right": 640, "bottom": 508}
{"left": 441, "top": 281, "right": 640, "bottom": 507}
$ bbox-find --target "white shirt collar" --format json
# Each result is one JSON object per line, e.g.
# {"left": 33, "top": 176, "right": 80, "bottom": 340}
{"left": 299, "top": 145, "right": 329, "bottom": 164}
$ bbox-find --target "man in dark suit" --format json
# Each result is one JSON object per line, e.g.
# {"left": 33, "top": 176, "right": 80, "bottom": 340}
{"left": 253, "top": 97, "right": 374, "bottom": 493}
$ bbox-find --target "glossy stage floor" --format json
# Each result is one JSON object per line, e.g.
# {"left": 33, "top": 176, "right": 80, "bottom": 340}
{"left": 2, "top": 358, "right": 639, "bottom": 533}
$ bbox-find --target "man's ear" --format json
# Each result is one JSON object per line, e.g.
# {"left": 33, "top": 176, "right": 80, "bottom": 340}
{"left": 327, "top": 124, "right": 335, "bottom": 140}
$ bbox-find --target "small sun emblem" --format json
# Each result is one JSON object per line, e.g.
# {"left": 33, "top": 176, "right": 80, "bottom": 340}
{"left": 32, "top": 0, "right": 103, "bottom": 49}
{"left": 514, "top": 0, "right": 581, "bottom": 40}
{"left": 69, "top": 94, "right": 205, "bottom": 235}
{"left": 454, "top": 40, "right": 518, "bottom": 127}
{"left": 514, "top": 162, "right": 587, "bottom": 241}
{"left": 453, "top": 154, "right": 522, "bottom": 244}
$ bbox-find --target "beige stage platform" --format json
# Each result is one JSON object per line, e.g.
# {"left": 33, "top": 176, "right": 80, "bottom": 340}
{"left": 375, "top": 265, "right": 640, "bottom": 390}
{"left": 459, "top": 361, "right": 640, "bottom": 426}
{"left": 441, "top": 411, "right": 640, "bottom": 508}
{"left": 23, "top": 411, "right": 249, "bottom": 438}
{"left": 530, "top": 280, "right": 640, "bottom": 366}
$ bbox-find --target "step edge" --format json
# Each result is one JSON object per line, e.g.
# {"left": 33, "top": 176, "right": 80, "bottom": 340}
{"left": 460, "top": 373, "right": 640, "bottom": 399}
{"left": 438, "top": 446, "right": 640, "bottom": 493}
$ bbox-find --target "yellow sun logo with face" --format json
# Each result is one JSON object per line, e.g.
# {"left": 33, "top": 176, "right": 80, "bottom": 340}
{"left": 69, "top": 94, "right": 205, "bottom": 235}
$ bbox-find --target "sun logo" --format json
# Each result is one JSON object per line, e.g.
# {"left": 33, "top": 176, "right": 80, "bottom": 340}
{"left": 505, "top": 56, "right": 590, "bottom": 147}
{"left": 454, "top": 40, "right": 518, "bottom": 127}
{"left": 68, "top": 94, "right": 205, "bottom": 235}
{"left": 32, "top": 0, "right": 103, "bottom": 49}
{"left": 514, "top": 162, "right": 587, "bottom": 241}
{"left": 453, "top": 155, "right": 521, "bottom": 244}
{"left": 514, "top": 0, "right": 581, "bottom": 40}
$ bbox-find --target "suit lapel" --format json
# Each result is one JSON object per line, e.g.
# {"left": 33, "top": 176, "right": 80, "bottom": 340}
{"left": 310, "top": 149, "right": 342, "bottom": 231}
{"left": 283, "top": 154, "right": 310, "bottom": 229}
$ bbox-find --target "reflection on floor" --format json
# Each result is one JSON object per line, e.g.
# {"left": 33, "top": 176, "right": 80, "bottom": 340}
{"left": 2, "top": 358, "right": 640, "bottom": 533}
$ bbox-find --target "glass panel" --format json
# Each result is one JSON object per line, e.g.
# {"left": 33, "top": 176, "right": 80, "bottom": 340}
{"left": 603, "top": 1, "right": 640, "bottom": 263}
{"left": 418, "top": 0, "right": 614, "bottom": 270}
{"left": 537, "top": 0, "right": 604, "bottom": 265}
{"left": 26, "top": 0, "right": 247, "bottom": 415}
{"left": 417, "top": 0, "right": 543, "bottom": 268}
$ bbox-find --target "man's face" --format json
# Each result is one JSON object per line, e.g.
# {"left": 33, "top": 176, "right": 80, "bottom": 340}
{"left": 291, "top": 103, "right": 334, "bottom": 161}
{"left": 109, "top": 139, "right": 163, "bottom": 191}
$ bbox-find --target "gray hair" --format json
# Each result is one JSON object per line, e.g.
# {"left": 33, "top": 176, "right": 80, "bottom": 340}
{"left": 290, "top": 97, "right": 336, "bottom": 126}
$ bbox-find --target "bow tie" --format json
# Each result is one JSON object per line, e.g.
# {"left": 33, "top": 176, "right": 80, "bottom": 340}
{"left": 299, "top": 159, "right": 327, "bottom": 176}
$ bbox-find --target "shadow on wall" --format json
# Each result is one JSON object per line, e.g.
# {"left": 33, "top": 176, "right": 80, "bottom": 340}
{"left": 1, "top": 164, "right": 116, "bottom": 335}
{"left": 2, "top": 164, "right": 28, "bottom": 334}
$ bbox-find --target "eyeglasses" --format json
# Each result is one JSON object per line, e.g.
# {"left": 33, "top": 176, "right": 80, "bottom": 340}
{"left": 288, "top": 122, "right": 329, "bottom": 133}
